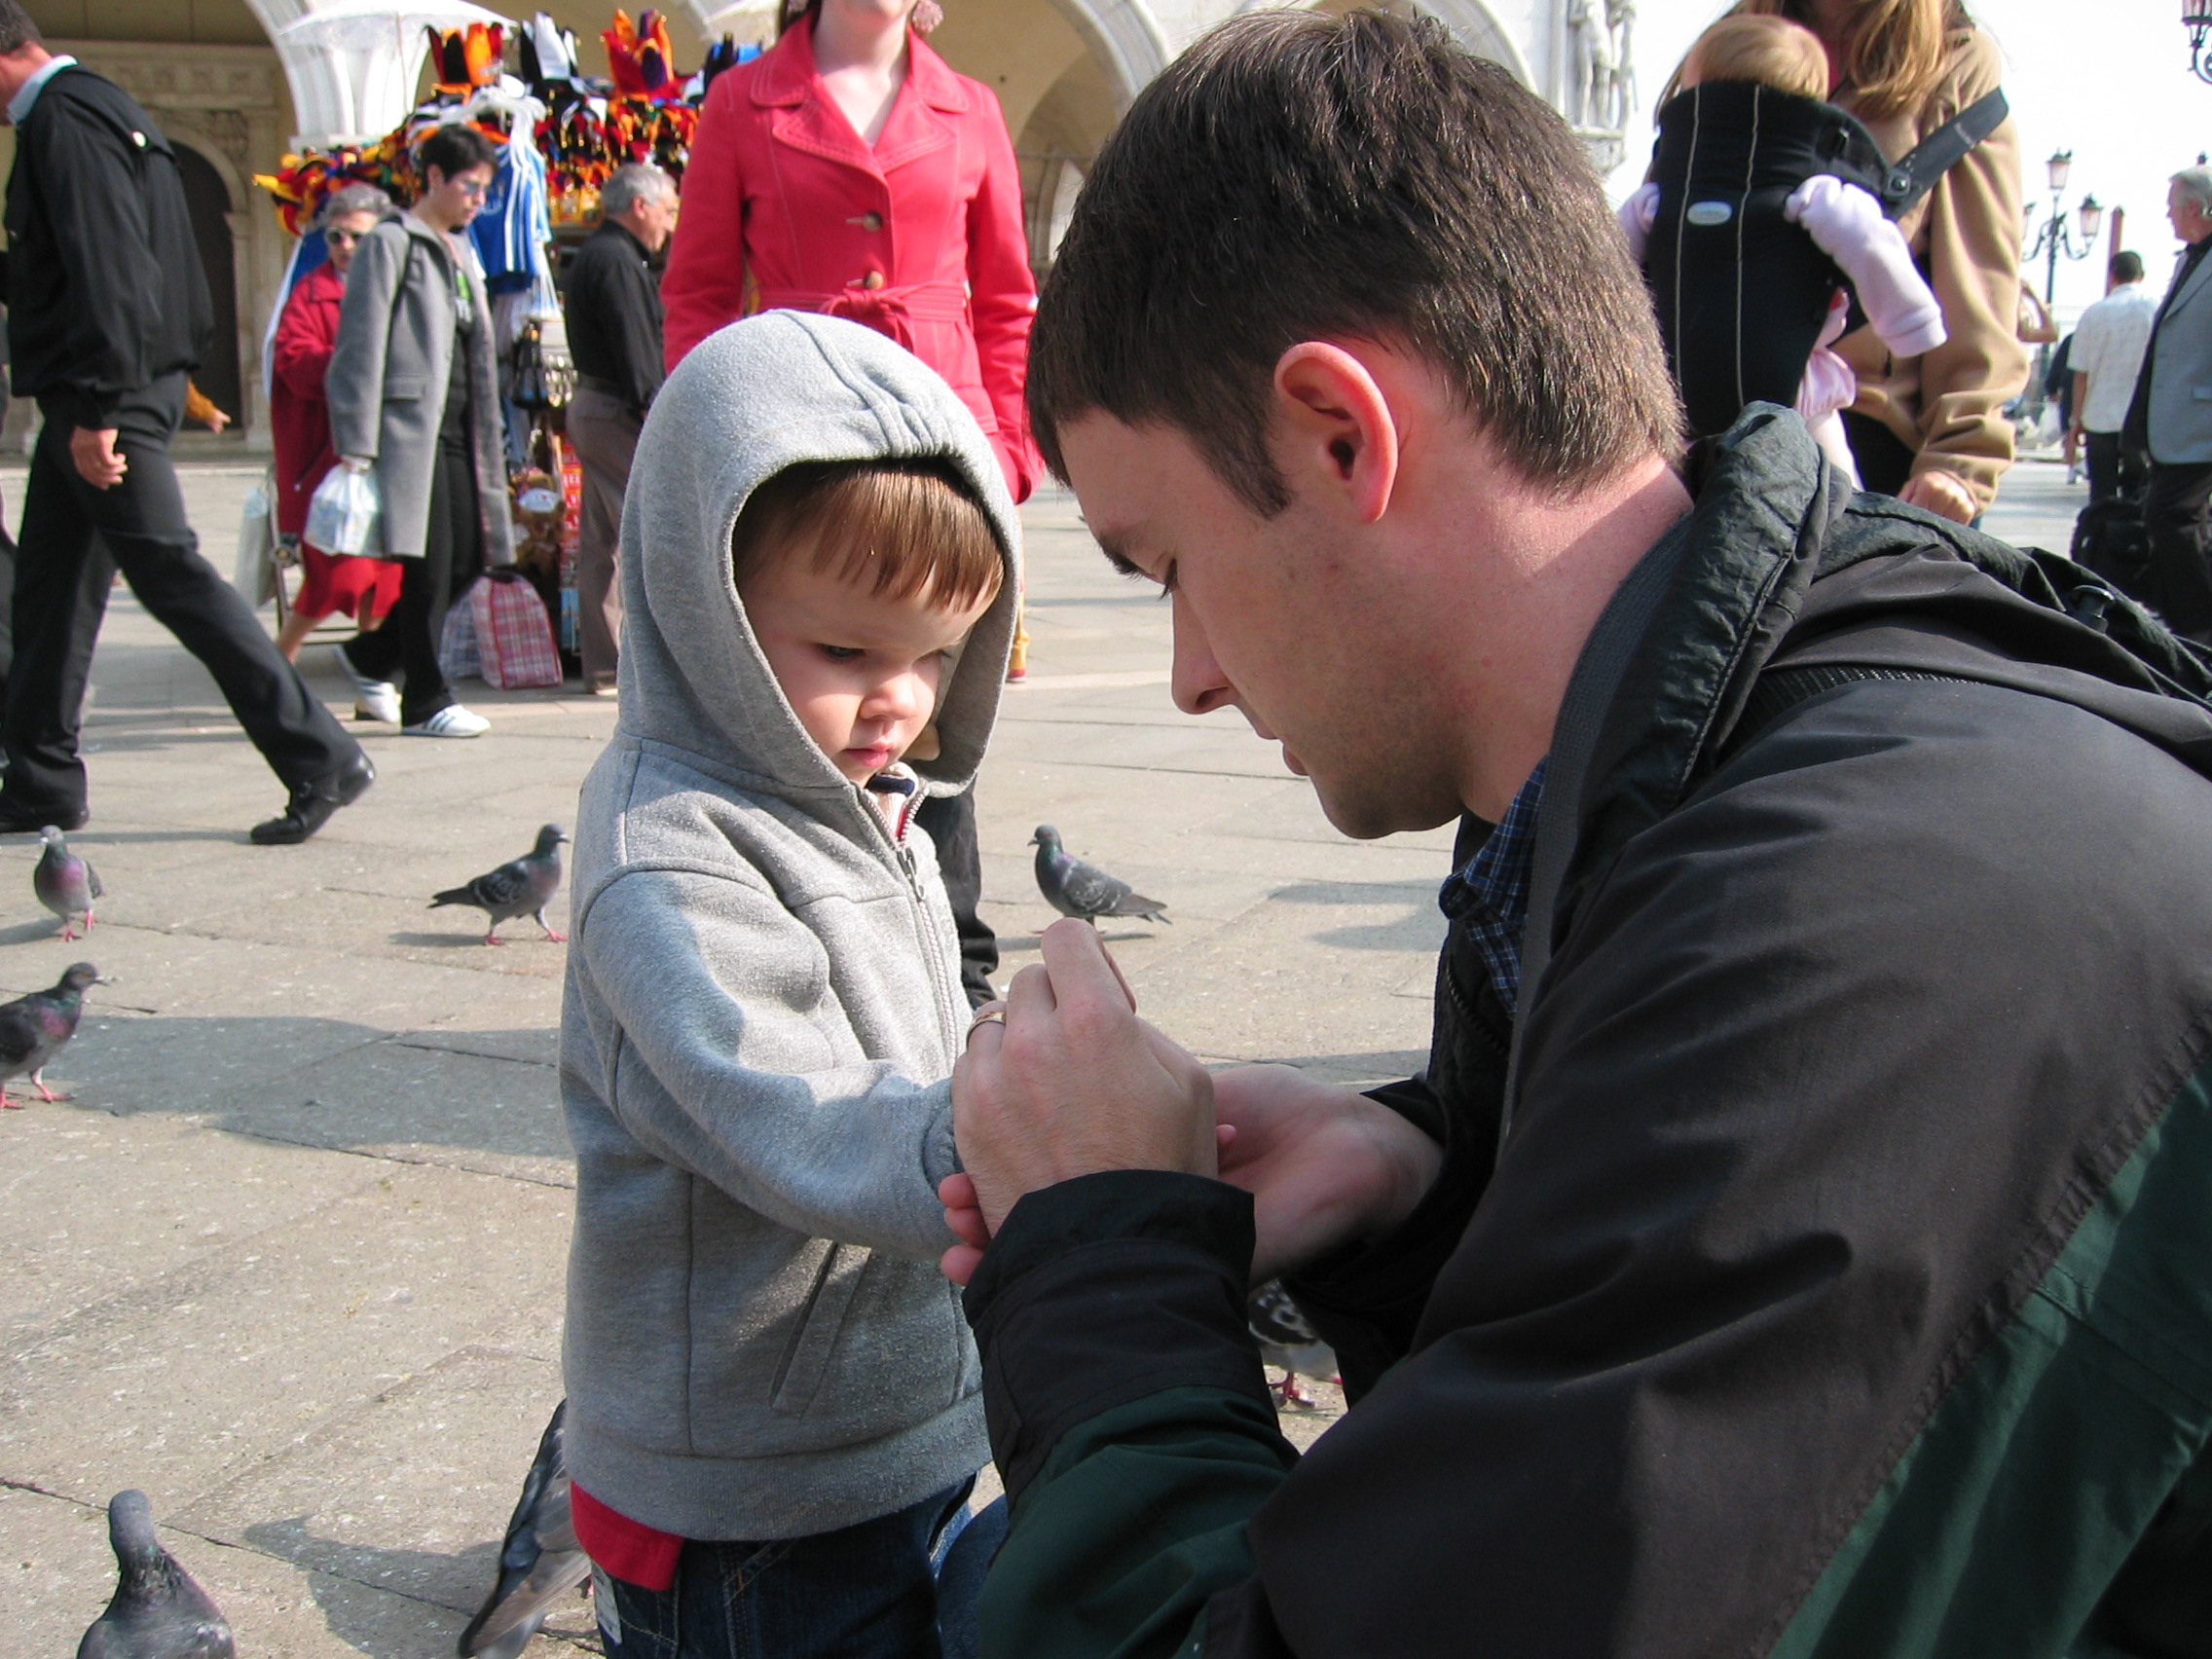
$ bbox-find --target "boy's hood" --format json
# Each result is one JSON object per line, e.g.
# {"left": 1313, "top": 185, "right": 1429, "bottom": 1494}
{"left": 614, "top": 312, "right": 1021, "bottom": 802}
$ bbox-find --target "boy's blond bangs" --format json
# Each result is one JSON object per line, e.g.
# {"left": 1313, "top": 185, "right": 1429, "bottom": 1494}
{"left": 1683, "top": 16, "right": 1829, "bottom": 99}
{"left": 732, "top": 460, "right": 1004, "bottom": 612}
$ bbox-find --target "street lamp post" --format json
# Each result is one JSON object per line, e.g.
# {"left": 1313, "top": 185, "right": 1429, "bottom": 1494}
{"left": 2023, "top": 150, "right": 2104, "bottom": 415}
{"left": 2187, "top": 0, "right": 2212, "bottom": 83}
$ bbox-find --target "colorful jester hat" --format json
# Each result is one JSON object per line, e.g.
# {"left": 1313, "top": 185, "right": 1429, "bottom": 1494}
{"left": 604, "top": 10, "right": 686, "bottom": 101}
{"left": 427, "top": 21, "right": 507, "bottom": 94}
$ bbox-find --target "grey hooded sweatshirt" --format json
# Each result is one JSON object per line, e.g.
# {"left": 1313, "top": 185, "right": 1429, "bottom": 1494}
{"left": 560, "top": 312, "right": 1019, "bottom": 1541}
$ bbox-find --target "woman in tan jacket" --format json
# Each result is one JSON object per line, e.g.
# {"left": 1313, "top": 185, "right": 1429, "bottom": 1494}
{"left": 1726, "top": 0, "right": 2025, "bottom": 522}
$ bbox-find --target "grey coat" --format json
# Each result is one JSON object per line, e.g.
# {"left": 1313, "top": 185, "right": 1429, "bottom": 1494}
{"left": 322, "top": 211, "right": 516, "bottom": 565}
{"left": 560, "top": 313, "right": 1021, "bottom": 1540}
{"left": 2141, "top": 241, "right": 2212, "bottom": 465}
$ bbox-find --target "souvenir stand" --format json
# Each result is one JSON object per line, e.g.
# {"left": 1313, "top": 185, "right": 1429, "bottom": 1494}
{"left": 252, "top": 9, "right": 750, "bottom": 674}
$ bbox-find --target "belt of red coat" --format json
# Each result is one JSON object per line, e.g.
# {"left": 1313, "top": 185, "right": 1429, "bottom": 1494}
{"left": 753, "top": 281, "right": 971, "bottom": 351}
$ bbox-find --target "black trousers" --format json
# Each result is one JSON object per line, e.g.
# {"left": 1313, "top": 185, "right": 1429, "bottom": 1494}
{"left": 344, "top": 430, "right": 483, "bottom": 726}
{"left": 2143, "top": 461, "right": 2212, "bottom": 639}
{"left": 2084, "top": 431, "right": 2148, "bottom": 505}
{"left": 913, "top": 788, "right": 998, "bottom": 1008}
{"left": 4, "top": 374, "right": 356, "bottom": 817}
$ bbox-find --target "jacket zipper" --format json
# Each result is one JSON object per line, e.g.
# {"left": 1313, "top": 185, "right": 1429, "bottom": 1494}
{"left": 862, "top": 787, "right": 962, "bottom": 1063}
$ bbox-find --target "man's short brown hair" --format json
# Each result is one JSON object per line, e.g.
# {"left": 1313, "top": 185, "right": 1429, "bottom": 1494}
{"left": 1027, "top": 9, "right": 1679, "bottom": 514}
{"left": 732, "top": 459, "right": 1005, "bottom": 613}
{"left": 0, "top": 0, "right": 42, "bottom": 55}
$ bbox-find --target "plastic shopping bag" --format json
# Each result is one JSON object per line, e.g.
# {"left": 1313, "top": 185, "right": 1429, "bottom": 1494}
{"left": 470, "top": 571, "right": 563, "bottom": 689}
{"left": 305, "top": 463, "right": 384, "bottom": 558}
{"left": 235, "top": 476, "right": 276, "bottom": 606}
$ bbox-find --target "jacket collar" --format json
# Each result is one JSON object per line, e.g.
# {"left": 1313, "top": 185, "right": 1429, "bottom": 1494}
{"left": 2163, "top": 237, "right": 2212, "bottom": 320}
{"left": 1545, "top": 407, "right": 2212, "bottom": 948}
{"left": 752, "top": 16, "right": 966, "bottom": 171}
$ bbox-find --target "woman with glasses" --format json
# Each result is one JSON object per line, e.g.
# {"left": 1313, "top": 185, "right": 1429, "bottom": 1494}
{"left": 324, "top": 124, "right": 518, "bottom": 737}
{"left": 270, "top": 183, "right": 401, "bottom": 666}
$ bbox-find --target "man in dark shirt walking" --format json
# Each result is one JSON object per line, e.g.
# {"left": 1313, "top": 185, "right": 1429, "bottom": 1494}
{"left": 0, "top": 3, "right": 370, "bottom": 842}
{"left": 563, "top": 163, "right": 674, "bottom": 695}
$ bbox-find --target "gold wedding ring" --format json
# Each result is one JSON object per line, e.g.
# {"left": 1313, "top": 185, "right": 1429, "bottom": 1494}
{"left": 966, "top": 1006, "right": 1007, "bottom": 1041}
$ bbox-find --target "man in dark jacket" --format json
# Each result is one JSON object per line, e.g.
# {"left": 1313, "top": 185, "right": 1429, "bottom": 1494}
{"left": 0, "top": 4, "right": 370, "bottom": 842}
{"left": 562, "top": 161, "right": 673, "bottom": 696}
{"left": 938, "top": 14, "right": 2212, "bottom": 1658}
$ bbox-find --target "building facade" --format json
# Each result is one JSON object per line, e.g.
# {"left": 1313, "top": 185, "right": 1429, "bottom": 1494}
{"left": 1, "top": 0, "right": 1635, "bottom": 445}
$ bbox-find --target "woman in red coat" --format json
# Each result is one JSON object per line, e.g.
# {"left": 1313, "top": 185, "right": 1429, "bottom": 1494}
{"left": 660, "top": 0, "right": 1040, "bottom": 502}
{"left": 270, "top": 185, "right": 404, "bottom": 664}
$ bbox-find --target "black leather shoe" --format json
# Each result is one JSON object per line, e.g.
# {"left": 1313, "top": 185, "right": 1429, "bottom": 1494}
{"left": 0, "top": 799, "right": 86, "bottom": 834}
{"left": 250, "top": 753, "right": 375, "bottom": 845}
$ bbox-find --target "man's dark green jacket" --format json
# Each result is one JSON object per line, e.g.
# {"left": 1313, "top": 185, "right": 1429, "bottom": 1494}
{"left": 961, "top": 410, "right": 2212, "bottom": 1659}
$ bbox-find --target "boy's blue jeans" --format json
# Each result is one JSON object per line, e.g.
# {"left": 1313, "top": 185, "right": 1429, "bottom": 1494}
{"left": 594, "top": 1479, "right": 989, "bottom": 1659}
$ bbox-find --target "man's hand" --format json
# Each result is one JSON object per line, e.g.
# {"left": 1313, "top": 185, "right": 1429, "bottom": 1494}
{"left": 1212, "top": 1064, "right": 1442, "bottom": 1283}
{"left": 2062, "top": 427, "right": 2080, "bottom": 466}
{"left": 952, "top": 917, "right": 1217, "bottom": 1235}
{"left": 1896, "top": 468, "right": 1976, "bottom": 524}
{"left": 70, "top": 427, "right": 126, "bottom": 490}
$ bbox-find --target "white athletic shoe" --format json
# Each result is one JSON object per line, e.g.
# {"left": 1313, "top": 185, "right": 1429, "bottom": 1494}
{"left": 337, "top": 653, "right": 401, "bottom": 724}
{"left": 403, "top": 705, "right": 491, "bottom": 738}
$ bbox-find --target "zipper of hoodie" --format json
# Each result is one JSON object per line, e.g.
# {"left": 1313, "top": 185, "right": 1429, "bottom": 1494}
{"left": 866, "top": 787, "right": 963, "bottom": 1061}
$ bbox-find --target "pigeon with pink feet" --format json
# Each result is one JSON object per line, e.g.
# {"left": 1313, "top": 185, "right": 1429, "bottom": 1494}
{"left": 0, "top": 962, "right": 106, "bottom": 1108}
{"left": 35, "top": 826, "right": 102, "bottom": 940}
{"left": 430, "top": 825, "right": 571, "bottom": 944}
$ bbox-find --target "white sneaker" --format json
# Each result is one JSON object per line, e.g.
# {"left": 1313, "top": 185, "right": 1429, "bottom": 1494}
{"left": 403, "top": 705, "right": 491, "bottom": 738}
{"left": 337, "top": 652, "right": 401, "bottom": 724}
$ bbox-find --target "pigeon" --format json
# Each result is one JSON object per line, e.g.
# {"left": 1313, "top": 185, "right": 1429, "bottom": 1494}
{"left": 1029, "top": 826, "right": 1170, "bottom": 926}
{"left": 1247, "top": 1280, "right": 1339, "bottom": 1411}
{"left": 430, "top": 825, "right": 571, "bottom": 945}
{"left": 75, "top": 1489, "right": 235, "bottom": 1659}
{"left": 0, "top": 961, "right": 106, "bottom": 1108}
{"left": 458, "top": 1401, "right": 592, "bottom": 1659}
{"left": 35, "top": 826, "right": 103, "bottom": 940}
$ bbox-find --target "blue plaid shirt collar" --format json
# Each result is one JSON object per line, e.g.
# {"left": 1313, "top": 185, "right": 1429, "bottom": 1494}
{"left": 1437, "top": 759, "right": 1547, "bottom": 1016}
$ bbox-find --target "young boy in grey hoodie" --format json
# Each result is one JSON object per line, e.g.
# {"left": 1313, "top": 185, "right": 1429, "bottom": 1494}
{"left": 557, "top": 312, "right": 1020, "bottom": 1657}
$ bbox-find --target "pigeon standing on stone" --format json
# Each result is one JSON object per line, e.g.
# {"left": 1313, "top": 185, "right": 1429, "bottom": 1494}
{"left": 0, "top": 961, "right": 106, "bottom": 1108}
{"left": 35, "top": 826, "right": 103, "bottom": 940}
{"left": 1030, "top": 825, "right": 1170, "bottom": 926}
{"left": 430, "top": 825, "right": 571, "bottom": 945}
{"left": 459, "top": 1401, "right": 593, "bottom": 1659}
{"left": 1248, "top": 1280, "right": 1339, "bottom": 1411}
{"left": 75, "top": 1489, "right": 235, "bottom": 1659}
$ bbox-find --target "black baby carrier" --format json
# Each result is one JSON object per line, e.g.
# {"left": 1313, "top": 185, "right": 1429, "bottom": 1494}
{"left": 1641, "top": 80, "right": 2009, "bottom": 439}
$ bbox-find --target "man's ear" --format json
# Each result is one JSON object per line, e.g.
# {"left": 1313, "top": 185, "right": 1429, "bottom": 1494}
{"left": 1272, "top": 342, "right": 1400, "bottom": 525}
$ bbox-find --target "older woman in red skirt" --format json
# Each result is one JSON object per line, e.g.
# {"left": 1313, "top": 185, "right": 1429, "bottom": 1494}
{"left": 271, "top": 184, "right": 404, "bottom": 672}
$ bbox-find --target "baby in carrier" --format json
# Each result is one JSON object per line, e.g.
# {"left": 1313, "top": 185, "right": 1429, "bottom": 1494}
{"left": 1618, "top": 15, "right": 1951, "bottom": 481}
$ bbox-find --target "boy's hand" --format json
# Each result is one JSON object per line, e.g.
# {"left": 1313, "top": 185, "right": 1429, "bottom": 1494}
{"left": 951, "top": 918, "right": 1217, "bottom": 1236}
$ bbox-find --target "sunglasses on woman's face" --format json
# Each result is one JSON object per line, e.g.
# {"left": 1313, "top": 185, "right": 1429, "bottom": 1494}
{"left": 452, "top": 178, "right": 490, "bottom": 199}
{"left": 325, "top": 230, "right": 363, "bottom": 245}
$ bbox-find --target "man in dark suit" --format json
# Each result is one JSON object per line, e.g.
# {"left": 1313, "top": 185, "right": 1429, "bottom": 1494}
{"left": 2125, "top": 166, "right": 2212, "bottom": 643}
{"left": 0, "top": 2, "right": 371, "bottom": 841}
{"left": 561, "top": 161, "right": 674, "bottom": 697}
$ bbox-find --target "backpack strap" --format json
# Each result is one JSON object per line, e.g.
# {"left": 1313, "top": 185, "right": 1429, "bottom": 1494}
{"left": 1874, "top": 88, "right": 2009, "bottom": 219}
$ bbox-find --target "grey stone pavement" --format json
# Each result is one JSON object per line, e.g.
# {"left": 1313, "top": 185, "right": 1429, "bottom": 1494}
{"left": 0, "top": 453, "right": 2087, "bottom": 1656}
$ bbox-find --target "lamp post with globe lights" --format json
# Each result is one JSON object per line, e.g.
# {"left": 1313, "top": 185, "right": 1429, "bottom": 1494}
{"left": 2024, "top": 150, "right": 2104, "bottom": 416}
{"left": 2187, "top": 0, "right": 2212, "bottom": 83}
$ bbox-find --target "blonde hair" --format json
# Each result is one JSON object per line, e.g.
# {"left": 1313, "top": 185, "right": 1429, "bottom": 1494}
{"left": 731, "top": 459, "right": 1005, "bottom": 612}
{"left": 1680, "top": 15, "right": 1830, "bottom": 99}
{"left": 1717, "top": 0, "right": 1972, "bottom": 121}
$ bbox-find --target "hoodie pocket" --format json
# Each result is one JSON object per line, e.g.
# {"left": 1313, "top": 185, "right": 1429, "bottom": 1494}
{"left": 769, "top": 1239, "right": 870, "bottom": 1416}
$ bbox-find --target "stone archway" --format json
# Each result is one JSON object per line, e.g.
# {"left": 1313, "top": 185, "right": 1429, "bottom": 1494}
{"left": 173, "top": 141, "right": 245, "bottom": 425}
